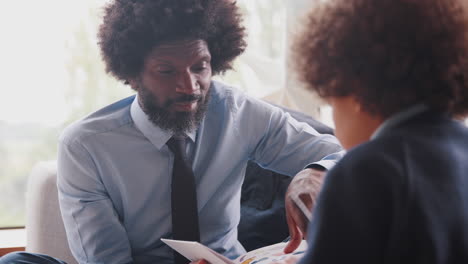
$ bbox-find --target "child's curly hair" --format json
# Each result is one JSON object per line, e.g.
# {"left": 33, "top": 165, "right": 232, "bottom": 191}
{"left": 294, "top": 0, "right": 468, "bottom": 118}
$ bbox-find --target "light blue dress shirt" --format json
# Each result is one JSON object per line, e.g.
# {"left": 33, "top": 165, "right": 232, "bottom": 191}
{"left": 57, "top": 81, "right": 342, "bottom": 264}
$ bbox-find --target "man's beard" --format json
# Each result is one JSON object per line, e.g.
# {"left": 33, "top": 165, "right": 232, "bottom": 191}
{"left": 138, "top": 84, "right": 210, "bottom": 136}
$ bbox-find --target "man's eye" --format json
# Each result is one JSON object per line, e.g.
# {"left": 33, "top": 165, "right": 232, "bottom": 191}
{"left": 157, "top": 69, "right": 174, "bottom": 74}
{"left": 193, "top": 66, "right": 206, "bottom": 72}
{"left": 192, "top": 62, "right": 210, "bottom": 73}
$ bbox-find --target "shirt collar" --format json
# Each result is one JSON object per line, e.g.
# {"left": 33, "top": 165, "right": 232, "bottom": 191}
{"left": 371, "top": 104, "right": 429, "bottom": 140}
{"left": 130, "top": 94, "right": 196, "bottom": 150}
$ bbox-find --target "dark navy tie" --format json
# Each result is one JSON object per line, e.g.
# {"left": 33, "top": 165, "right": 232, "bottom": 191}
{"left": 166, "top": 137, "right": 200, "bottom": 264}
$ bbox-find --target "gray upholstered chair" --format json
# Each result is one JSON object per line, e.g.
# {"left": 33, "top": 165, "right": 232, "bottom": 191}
{"left": 26, "top": 161, "right": 77, "bottom": 264}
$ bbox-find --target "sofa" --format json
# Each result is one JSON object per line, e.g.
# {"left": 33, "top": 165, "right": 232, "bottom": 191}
{"left": 26, "top": 161, "right": 77, "bottom": 264}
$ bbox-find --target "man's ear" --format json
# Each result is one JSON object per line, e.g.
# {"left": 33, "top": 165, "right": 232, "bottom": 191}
{"left": 127, "top": 78, "right": 139, "bottom": 91}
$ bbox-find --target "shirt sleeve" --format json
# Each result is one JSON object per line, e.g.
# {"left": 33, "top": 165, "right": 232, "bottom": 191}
{"left": 306, "top": 150, "right": 346, "bottom": 171}
{"left": 298, "top": 148, "right": 406, "bottom": 264}
{"left": 238, "top": 96, "right": 343, "bottom": 176}
{"left": 57, "top": 138, "right": 134, "bottom": 264}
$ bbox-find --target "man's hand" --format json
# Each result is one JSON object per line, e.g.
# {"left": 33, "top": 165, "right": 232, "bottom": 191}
{"left": 284, "top": 168, "right": 325, "bottom": 253}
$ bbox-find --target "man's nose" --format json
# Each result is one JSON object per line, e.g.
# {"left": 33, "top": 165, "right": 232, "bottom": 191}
{"left": 175, "top": 72, "right": 200, "bottom": 94}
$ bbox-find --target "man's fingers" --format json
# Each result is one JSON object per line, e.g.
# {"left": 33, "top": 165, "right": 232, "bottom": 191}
{"left": 284, "top": 226, "right": 303, "bottom": 254}
{"left": 284, "top": 210, "right": 303, "bottom": 254}
{"left": 283, "top": 168, "right": 327, "bottom": 254}
{"left": 285, "top": 183, "right": 310, "bottom": 242}
{"left": 285, "top": 198, "right": 299, "bottom": 239}
{"left": 285, "top": 168, "right": 325, "bottom": 237}
{"left": 285, "top": 180, "right": 309, "bottom": 254}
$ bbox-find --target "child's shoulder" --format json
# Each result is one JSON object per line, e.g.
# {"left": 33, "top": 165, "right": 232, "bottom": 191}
{"left": 329, "top": 135, "right": 407, "bottom": 185}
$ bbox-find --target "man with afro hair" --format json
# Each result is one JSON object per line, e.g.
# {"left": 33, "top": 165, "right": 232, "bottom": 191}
{"left": 0, "top": 0, "right": 342, "bottom": 263}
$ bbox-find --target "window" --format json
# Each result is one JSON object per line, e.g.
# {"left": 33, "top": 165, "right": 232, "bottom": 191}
{"left": 0, "top": 0, "right": 132, "bottom": 228}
